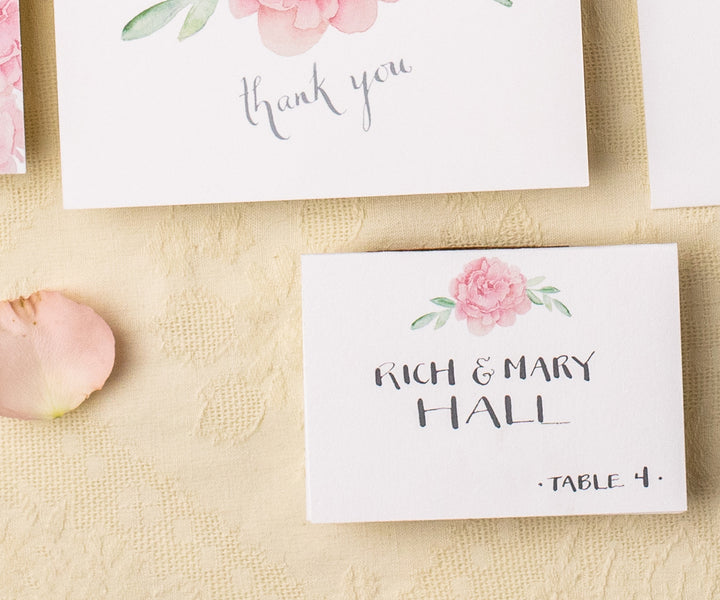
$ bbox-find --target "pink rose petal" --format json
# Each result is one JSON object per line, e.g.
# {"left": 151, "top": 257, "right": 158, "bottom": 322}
{"left": 0, "top": 291, "right": 115, "bottom": 420}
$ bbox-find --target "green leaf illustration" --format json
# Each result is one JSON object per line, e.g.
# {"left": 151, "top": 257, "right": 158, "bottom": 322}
{"left": 553, "top": 299, "right": 572, "bottom": 317}
{"left": 435, "top": 309, "right": 452, "bottom": 329}
{"left": 431, "top": 297, "right": 456, "bottom": 308}
{"left": 122, "top": 0, "right": 191, "bottom": 41}
{"left": 528, "top": 276, "right": 572, "bottom": 319}
{"left": 527, "top": 290, "right": 543, "bottom": 305}
{"left": 179, "top": 0, "right": 219, "bottom": 40}
{"left": 494, "top": 0, "right": 513, "bottom": 6}
{"left": 123, "top": 0, "right": 218, "bottom": 42}
{"left": 411, "top": 313, "right": 438, "bottom": 330}
{"left": 543, "top": 295, "right": 553, "bottom": 312}
{"left": 525, "top": 276, "right": 545, "bottom": 288}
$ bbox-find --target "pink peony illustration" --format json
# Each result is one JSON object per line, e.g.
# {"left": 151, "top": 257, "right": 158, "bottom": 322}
{"left": 411, "top": 257, "right": 571, "bottom": 336}
{"left": 229, "top": 0, "right": 399, "bottom": 56}
{"left": 450, "top": 257, "right": 532, "bottom": 336}
{"left": 123, "top": 0, "right": 511, "bottom": 56}
{"left": 0, "top": 0, "right": 21, "bottom": 93}
{"left": 0, "top": 91, "right": 23, "bottom": 173}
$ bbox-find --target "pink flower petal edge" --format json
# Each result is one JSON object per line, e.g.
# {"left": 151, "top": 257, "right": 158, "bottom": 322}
{"left": 257, "top": 6, "right": 328, "bottom": 57}
{"left": 229, "top": 0, "right": 399, "bottom": 56}
{"left": 229, "top": 0, "right": 260, "bottom": 19}
{"left": 0, "top": 291, "right": 116, "bottom": 420}
{"left": 331, "top": 0, "right": 379, "bottom": 34}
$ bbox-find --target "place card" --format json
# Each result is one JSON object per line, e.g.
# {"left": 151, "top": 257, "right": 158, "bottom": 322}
{"left": 638, "top": 1, "right": 720, "bottom": 208}
{"left": 54, "top": 0, "right": 588, "bottom": 208}
{"left": 0, "top": 0, "right": 24, "bottom": 174}
{"left": 302, "top": 244, "right": 686, "bottom": 523}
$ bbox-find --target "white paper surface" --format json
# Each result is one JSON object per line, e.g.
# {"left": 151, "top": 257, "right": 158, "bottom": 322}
{"left": 638, "top": 1, "right": 720, "bottom": 208}
{"left": 54, "top": 0, "right": 588, "bottom": 208}
{"left": 302, "top": 245, "right": 686, "bottom": 523}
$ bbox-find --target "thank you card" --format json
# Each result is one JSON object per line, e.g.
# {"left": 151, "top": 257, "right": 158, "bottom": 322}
{"left": 55, "top": 0, "right": 588, "bottom": 207}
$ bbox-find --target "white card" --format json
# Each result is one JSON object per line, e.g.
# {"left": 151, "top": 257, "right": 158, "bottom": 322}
{"left": 302, "top": 245, "right": 686, "bottom": 523}
{"left": 638, "top": 1, "right": 720, "bottom": 208}
{"left": 54, "top": 0, "right": 588, "bottom": 209}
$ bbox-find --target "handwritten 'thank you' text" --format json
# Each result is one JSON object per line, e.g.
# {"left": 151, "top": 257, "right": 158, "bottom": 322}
{"left": 238, "top": 59, "right": 412, "bottom": 140}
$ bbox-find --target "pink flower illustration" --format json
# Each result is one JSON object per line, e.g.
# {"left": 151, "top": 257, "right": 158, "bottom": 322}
{"left": 123, "top": 0, "right": 511, "bottom": 56}
{"left": 450, "top": 257, "right": 532, "bottom": 336}
{"left": 0, "top": 93, "right": 23, "bottom": 173}
{"left": 412, "top": 257, "right": 570, "bottom": 336}
{"left": 229, "top": 0, "right": 399, "bottom": 56}
{"left": 0, "top": 0, "right": 21, "bottom": 93}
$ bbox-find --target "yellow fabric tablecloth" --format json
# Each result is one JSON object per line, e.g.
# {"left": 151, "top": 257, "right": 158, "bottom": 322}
{"left": 1, "top": 1, "right": 717, "bottom": 597}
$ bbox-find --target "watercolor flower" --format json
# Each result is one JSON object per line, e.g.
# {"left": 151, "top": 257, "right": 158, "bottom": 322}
{"left": 123, "top": 0, "right": 513, "bottom": 55}
{"left": 0, "top": 0, "right": 21, "bottom": 93}
{"left": 229, "top": 0, "right": 399, "bottom": 56}
{"left": 0, "top": 291, "right": 115, "bottom": 420}
{"left": 450, "top": 257, "right": 532, "bottom": 335}
{"left": 411, "top": 257, "right": 571, "bottom": 336}
{"left": 122, "top": 0, "right": 400, "bottom": 56}
{"left": 0, "top": 92, "right": 23, "bottom": 173}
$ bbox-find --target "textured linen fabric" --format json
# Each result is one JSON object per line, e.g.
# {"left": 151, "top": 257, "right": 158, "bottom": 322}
{"left": 0, "top": 1, "right": 718, "bottom": 597}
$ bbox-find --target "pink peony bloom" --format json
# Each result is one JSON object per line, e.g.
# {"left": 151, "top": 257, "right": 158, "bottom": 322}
{"left": 229, "top": 0, "right": 398, "bottom": 56}
{"left": 0, "top": 93, "right": 23, "bottom": 173}
{"left": 0, "top": 0, "right": 21, "bottom": 93}
{"left": 450, "top": 257, "right": 532, "bottom": 336}
{"left": 0, "top": 291, "right": 115, "bottom": 420}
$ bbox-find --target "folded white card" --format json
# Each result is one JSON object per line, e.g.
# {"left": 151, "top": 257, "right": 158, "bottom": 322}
{"left": 54, "top": 0, "right": 588, "bottom": 208}
{"left": 638, "top": 1, "right": 720, "bottom": 208}
{"left": 302, "top": 245, "right": 686, "bottom": 523}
